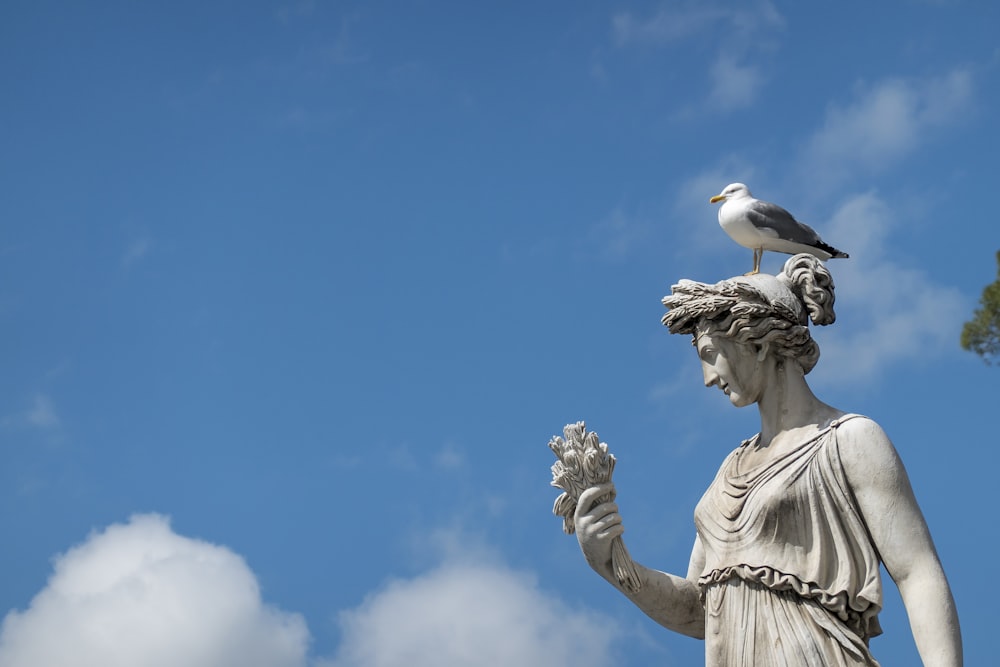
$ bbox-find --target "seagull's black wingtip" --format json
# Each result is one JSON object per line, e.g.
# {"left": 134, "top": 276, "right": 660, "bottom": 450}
{"left": 815, "top": 241, "right": 849, "bottom": 260}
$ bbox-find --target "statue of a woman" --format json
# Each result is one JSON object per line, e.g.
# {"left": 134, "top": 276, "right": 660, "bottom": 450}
{"left": 574, "top": 254, "right": 962, "bottom": 666}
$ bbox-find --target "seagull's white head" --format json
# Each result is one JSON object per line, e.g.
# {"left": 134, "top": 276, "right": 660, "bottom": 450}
{"left": 710, "top": 183, "right": 752, "bottom": 204}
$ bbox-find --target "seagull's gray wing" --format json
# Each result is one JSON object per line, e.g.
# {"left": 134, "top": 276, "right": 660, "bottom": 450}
{"left": 745, "top": 200, "right": 824, "bottom": 245}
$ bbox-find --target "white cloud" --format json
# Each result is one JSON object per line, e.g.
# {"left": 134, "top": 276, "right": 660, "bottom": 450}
{"left": 317, "top": 561, "right": 619, "bottom": 667}
{"left": 433, "top": 443, "right": 465, "bottom": 470}
{"left": 122, "top": 238, "right": 152, "bottom": 268}
{"left": 612, "top": 6, "right": 721, "bottom": 45}
{"left": 612, "top": 3, "right": 782, "bottom": 115}
{"left": 809, "top": 192, "right": 967, "bottom": 382}
{"left": 0, "top": 514, "right": 309, "bottom": 667}
{"left": 2, "top": 519, "right": 624, "bottom": 667}
{"left": 707, "top": 54, "right": 764, "bottom": 111}
{"left": 2, "top": 393, "right": 60, "bottom": 432}
{"left": 802, "top": 69, "right": 973, "bottom": 184}
{"left": 25, "top": 394, "right": 58, "bottom": 429}
{"left": 612, "top": 2, "right": 783, "bottom": 46}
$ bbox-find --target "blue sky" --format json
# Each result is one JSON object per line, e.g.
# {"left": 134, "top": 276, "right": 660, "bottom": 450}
{"left": 1, "top": 1, "right": 997, "bottom": 665}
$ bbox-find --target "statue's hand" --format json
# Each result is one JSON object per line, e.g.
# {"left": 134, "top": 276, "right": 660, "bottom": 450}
{"left": 575, "top": 483, "right": 624, "bottom": 580}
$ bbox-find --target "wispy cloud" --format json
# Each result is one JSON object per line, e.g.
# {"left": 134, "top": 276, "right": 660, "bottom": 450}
{"left": 612, "top": 2, "right": 783, "bottom": 114}
{"left": 612, "top": 2, "right": 783, "bottom": 47}
{"left": 783, "top": 70, "right": 973, "bottom": 382}
{"left": 801, "top": 69, "right": 974, "bottom": 187}
{"left": 382, "top": 441, "right": 467, "bottom": 473}
{"left": 0, "top": 514, "right": 309, "bottom": 667}
{"left": 122, "top": 237, "right": 152, "bottom": 268}
{"left": 612, "top": 6, "right": 723, "bottom": 46}
{"left": 2, "top": 393, "right": 61, "bottom": 431}
{"left": 809, "top": 192, "right": 967, "bottom": 383}
{"left": 707, "top": 54, "right": 764, "bottom": 111}
{"left": 434, "top": 443, "right": 466, "bottom": 471}
{"left": 26, "top": 394, "right": 59, "bottom": 429}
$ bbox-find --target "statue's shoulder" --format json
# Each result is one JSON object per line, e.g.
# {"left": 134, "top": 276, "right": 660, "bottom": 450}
{"left": 830, "top": 414, "right": 900, "bottom": 480}
{"left": 830, "top": 414, "right": 886, "bottom": 442}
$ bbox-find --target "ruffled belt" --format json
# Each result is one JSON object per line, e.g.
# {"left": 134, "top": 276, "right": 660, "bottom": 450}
{"left": 699, "top": 564, "right": 882, "bottom": 640}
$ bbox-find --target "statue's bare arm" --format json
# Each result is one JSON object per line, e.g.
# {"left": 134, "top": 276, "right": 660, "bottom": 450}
{"left": 574, "top": 484, "right": 706, "bottom": 639}
{"left": 838, "top": 418, "right": 963, "bottom": 666}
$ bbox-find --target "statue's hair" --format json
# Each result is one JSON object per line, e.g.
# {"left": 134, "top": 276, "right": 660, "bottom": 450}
{"left": 661, "top": 254, "right": 836, "bottom": 374}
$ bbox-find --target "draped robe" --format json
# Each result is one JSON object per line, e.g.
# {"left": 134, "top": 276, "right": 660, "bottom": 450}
{"left": 694, "top": 415, "right": 883, "bottom": 666}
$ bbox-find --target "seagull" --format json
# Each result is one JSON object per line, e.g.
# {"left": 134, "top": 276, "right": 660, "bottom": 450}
{"left": 710, "top": 183, "right": 849, "bottom": 275}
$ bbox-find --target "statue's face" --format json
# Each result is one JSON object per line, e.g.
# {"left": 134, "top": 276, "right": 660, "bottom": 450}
{"left": 695, "top": 334, "right": 762, "bottom": 408}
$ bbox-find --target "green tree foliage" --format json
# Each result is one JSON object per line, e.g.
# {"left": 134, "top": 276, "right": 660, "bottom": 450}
{"left": 961, "top": 250, "right": 1000, "bottom": 365}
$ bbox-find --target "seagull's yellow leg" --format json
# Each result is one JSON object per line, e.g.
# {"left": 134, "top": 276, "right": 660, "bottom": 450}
{"left": 745, "top": 248, "right": 761, "bottom": 276}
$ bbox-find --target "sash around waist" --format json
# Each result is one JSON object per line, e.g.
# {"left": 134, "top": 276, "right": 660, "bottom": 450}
{"left": 699, "top": 564, "right": 882, "bottom": 640}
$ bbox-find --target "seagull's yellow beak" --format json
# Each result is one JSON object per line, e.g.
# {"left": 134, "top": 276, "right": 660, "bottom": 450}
{"left": 709, "top": 194, "right": 726, "bottom": 204}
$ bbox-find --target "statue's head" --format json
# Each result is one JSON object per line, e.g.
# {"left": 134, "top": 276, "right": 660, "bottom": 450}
{"left": 661, "top": 254, "right": 836, "bottom": 374}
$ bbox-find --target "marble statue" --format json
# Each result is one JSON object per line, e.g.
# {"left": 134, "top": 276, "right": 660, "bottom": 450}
{"left": 567, "top": 254, "right": 962, "bottom": 665}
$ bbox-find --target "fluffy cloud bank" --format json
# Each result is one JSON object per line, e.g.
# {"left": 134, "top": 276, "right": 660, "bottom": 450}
{"left": 0, "top": 514, "right": 309, "bottom": 667}
{"left": 319, "top": 562, "right": 619, "bottom": 667}
{"left": 0, "top": 519, "right": 619, "bottom": 667}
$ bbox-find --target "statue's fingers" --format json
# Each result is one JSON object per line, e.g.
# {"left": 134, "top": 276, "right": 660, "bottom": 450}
{"left": 596, "top": 524, "right": 625, "bottom": 540}
{"left": 577, "top": 483, "right": 615, "bottom": 513}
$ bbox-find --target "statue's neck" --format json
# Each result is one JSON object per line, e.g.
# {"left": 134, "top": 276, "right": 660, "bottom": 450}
{"left": 755, "top": 363, "right": 835, "bottom": 448}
